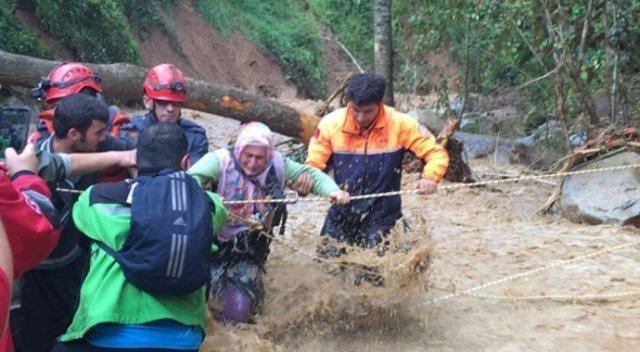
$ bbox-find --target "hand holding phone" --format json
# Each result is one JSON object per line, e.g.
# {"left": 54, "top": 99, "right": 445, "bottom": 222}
{"left": 4, "top": 143, "right": 38, "bottom": 176}
{"left": 0, "top": 107, "right": 32, "bottom": 160}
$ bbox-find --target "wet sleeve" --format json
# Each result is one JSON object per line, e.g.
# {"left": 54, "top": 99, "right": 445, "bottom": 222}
{"left": 284, "top": 158, "right": 340, "bottom": 196}
{"left": 187, "top": 151, "right": 221, "bottom": 188}
{"left": 35, "top": 150, "right": 72, "bottom": 185}
{"left": 305, "top": 121, "right": 334, "bottom": 171}
{"left": 398, "top": 114, "right": 449, "bottom": 182}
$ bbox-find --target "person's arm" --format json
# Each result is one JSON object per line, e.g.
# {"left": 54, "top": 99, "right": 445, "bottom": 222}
{"left": 284, "top": 158, "right": 350, "bottom": 204}
{"left": 68, "top": 150, "right": 136, "bottom": 177}
{"left": 0, "top": 218, "right": 11, "bottom": 336}
{"left": 187, "top": 150, "right": 222, "bottom": 190}
{"left": 305, "top": 120, "right": 335, "bottom": 171}
{"left": 400, "top": 116, "right": 449, "bottom": 178}
{"left": 207, "top": 191, "right": 228, "bottom": 234}
{"left": 0, "top": 219, "right": 11, "bottom": 279}
{"left": 397, "top": 114, "right": 449, "bottom": 194}
{"left": 206, "top": 191, "right": 228, "bottom": 253}
{"left": 5, "top": 145, "right": 134, "bottom": 185}
{"left": 0, "top": 169, "right": 60, "bottom": 277}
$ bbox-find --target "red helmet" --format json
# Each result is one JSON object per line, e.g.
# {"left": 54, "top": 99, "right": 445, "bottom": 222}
{"left": 39, "top": 63, "right": 102, "bottom": 104}
{"left": 142, "top": 64, "right": 186, "bottom": 103}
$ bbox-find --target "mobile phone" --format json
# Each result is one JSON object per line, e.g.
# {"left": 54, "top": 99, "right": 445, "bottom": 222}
{"left": 0, "top": 107, "right": 32, "bottom": 160}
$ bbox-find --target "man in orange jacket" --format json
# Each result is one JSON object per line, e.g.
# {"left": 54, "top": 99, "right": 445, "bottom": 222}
{"left": 306, "top": 73, "right": 449, "bottom": 250}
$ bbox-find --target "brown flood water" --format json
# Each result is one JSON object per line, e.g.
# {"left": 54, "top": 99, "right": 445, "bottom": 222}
{"left": 192, "top": 113, "right": 640, "bottom": 352}
{"left": 196, "top": 160, "right": 640, "bottom": 352}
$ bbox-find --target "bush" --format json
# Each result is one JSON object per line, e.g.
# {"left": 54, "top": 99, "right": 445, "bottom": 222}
{"left": 0, "top": 0, "right": 50, "bottom": 57}
{"left": 33, "top": 0, "right": 140, "bottom": 64}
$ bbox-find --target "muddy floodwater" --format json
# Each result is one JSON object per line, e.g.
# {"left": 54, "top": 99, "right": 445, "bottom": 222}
{"left": 196, "top": 159, "right": 639, "bottom": 352}
{"left": 191, "top": 112, "right": 640, "bottom": 352}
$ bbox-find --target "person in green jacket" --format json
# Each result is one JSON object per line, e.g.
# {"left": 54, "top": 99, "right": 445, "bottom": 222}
{"left": 188, "top": 121, "right": 350, "bottom": 324}
{"left": 51, "top": 122, "right": 228, "bottom": 352}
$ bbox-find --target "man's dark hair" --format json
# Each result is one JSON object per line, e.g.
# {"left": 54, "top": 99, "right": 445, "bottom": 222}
{"left": 346, "top": 73, "right": 386, "bottom": 106}
{"left": 137, "top": 121, "right": 188, "bottom": 174}
{"left": 53, "top": 93, "right": 109, "bottom": 138}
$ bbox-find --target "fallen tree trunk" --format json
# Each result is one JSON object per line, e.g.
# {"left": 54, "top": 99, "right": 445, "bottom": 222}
{"left": 0, "top": 50, "right": 320, "bottom": 143}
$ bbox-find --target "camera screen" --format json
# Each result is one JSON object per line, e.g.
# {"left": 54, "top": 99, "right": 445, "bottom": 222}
{"left": 0, "top": 107, "right": 32, "bottom": 159}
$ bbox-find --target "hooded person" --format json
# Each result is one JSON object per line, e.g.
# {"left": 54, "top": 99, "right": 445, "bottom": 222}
{"left": 188, "top": 122, "right": 350, "bottom": 323}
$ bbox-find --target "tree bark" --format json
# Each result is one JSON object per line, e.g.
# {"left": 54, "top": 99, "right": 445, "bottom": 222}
{"left": 0, "top": 50, "right": 320, "bottom": 143}
{"left": 374, "top": 0, "right": 394, "bottom": 106}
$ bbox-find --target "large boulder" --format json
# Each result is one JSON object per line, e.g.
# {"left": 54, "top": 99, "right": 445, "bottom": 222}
{"left": 560, "top": 150, "right": 640, "bottom": 226}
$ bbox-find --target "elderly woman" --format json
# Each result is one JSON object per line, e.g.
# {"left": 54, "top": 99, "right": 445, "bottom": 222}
{"left": 188, "top": 122, "right": 349, "bottom": 324}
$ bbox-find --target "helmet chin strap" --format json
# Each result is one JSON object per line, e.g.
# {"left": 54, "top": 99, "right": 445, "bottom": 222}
{"left": 150, "top": 101, "right": 159, "bottom": 121}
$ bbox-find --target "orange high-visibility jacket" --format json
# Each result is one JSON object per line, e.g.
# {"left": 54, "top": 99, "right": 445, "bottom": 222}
{"left": 306, "top": 104, "right": 449, "bottom": 223}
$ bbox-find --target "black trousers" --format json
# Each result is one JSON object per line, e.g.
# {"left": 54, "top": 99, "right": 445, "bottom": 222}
{"left": 11, "top": 252, "right": 88, "bottom": 352}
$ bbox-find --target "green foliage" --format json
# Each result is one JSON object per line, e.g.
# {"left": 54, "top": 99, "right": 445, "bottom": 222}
{"left": 33, "top": 0, "right": 140, "bottom": 64}
{"left": 195, "top": 0, "right": 327, "bottom": 99}
{"left": 0, "top": 0, "right": 49, "bottom": 57}
{"left": 393, "top": 0, "right": 640, "bottom": 133}
{"left": 307, "top": 0, "right": 375, "bottom": 71}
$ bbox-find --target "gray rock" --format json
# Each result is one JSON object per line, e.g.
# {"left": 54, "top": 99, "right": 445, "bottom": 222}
{"left": 560, "top": 150, "right": 640, "bottom": 226}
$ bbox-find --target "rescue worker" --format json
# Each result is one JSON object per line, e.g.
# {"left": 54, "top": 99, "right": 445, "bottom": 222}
{"left": 122, "top": 63, "right": 209, "bottom": 165}
{"left": 29, "top": 62, "right": 131, "bottom": 143}
{"left": 306, "top": 73, "right": 449, "bottom": 252}
{"left": 29, "top": 62, "right": 134, "bottom": 182}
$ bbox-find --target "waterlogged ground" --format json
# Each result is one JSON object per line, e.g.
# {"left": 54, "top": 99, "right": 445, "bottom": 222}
{"left": 191, "top": 112, "right": 640, "bottom": 352}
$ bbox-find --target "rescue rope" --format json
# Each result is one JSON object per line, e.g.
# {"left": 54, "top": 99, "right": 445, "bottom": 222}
{"left": 428, "top": 288, "right": 640, "bottom": 302}
{"left": 222, "top": 163, "right": 640, "bottom": 205}
{"left": 422, "top": 239, "right": 640, "bottom": 305}
{"left": 55, "top": 163, "right": 640, "bottom": 201}
{"left": 226, "top": 212, "right": 393, "bottom": 272}
{"left": 231, "top": 211, "right": 640, "bottom": 305}
{"left": 53, "top": 162, "right": 640, "bottom": 305}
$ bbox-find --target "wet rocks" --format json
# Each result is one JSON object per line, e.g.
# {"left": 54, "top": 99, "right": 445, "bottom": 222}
{"left": 560, "top": 150, "right": 640, "bottom": 226}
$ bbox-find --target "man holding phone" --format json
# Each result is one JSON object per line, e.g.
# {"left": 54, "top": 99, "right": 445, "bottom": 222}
{"left": 0, "top": 107, "right": 32, "bottom": 160}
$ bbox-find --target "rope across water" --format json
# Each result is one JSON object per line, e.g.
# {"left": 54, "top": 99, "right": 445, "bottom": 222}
{"left": 54, "top": 163, "right": 640, "bottom": 304}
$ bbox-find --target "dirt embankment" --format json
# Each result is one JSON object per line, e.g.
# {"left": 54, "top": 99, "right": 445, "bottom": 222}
{"left": 12, "top": 1, "right": 357, "bottom": 102}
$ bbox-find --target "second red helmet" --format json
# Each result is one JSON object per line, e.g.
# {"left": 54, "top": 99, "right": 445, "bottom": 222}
{"left": 142, "top": 64, "right": 186, "bottom": 103}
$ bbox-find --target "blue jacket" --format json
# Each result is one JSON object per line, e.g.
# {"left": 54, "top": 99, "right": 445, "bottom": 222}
{"left": 123, "top": 112, "right": 209, "bottom": 165}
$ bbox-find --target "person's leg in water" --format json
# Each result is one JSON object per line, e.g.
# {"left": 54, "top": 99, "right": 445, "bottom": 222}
{"left": 352, "top": 220, "right": 397, "bottom": 287}
{"left": 316, "top": 213, "right": 352, "bottom": 259}
{"left": 219, "top": 260, "right": 263, "bottom": 324}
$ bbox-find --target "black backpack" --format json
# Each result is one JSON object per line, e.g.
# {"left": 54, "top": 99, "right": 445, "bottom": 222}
{"left": 98, "top": 170, "right": 213, "bottom": 295}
